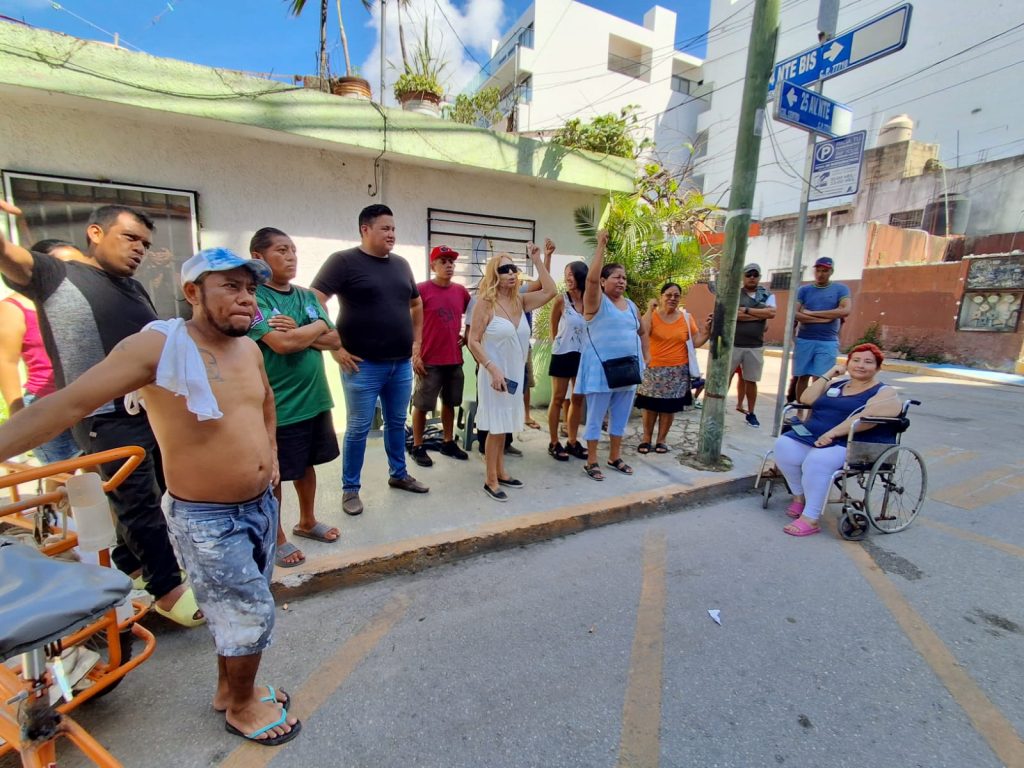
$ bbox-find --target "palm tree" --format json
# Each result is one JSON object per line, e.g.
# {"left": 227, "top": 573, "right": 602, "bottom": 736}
{"left": 287, "top": 0, "right": 373, "bottom": 80}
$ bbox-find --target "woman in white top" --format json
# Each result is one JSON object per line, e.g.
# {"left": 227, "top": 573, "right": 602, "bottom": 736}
{"left": 468, "top": 245, "right": 557, "bottom": 501}
{"left": 546, "top": 259, "right": 589, "bottom": 461}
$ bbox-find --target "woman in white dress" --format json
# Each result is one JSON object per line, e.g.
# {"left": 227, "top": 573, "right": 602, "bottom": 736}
{"left": 468, "top": 244, "right": 557, "bottom": 501}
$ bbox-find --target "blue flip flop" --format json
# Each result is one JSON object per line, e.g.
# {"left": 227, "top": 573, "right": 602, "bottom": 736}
{"left": 225, "top": 706, "right": 302, "bottom": 747}
{"left": 214, "top": 684, "right": 291, "bottom": 713}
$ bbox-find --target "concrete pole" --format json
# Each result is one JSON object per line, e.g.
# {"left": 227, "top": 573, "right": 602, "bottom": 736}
{"left": 696, "top": 0, "right": 780, "bottom": 465}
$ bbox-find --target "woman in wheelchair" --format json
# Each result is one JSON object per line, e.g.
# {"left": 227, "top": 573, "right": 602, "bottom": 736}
{"left": 774, "top": 343, "right": 901, "bottom": 537}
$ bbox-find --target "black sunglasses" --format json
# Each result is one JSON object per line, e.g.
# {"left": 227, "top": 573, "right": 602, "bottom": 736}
{"left": 497, "top": 264, "right": 519, "bottom": 275}
{"left": 744, "top": 271, "right": 760, "bottom": 277}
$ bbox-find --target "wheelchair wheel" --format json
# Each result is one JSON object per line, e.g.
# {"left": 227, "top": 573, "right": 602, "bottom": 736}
{"left": 761, "top": 478, "right": 772, "bottom": 509}
{"left": 838, "top": 511, "right": 870, "bottom": 541}
{"left": 864, "top": 446, "right": 927, "bottom": 533}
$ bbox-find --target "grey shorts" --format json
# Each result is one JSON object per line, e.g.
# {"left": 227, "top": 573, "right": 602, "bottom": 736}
{"left": 164, "top": 488, "right": 277, "bottom": 657}
{"left": 413, "top": 364, "right": 465, "bottom": 411}
{"left": 730, "top": 346, "right": 765, "bottom": 381}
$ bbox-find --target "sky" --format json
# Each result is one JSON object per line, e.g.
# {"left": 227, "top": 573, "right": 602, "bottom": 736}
{"left": 0, "top": 0, "right": 711, "bottom": 103}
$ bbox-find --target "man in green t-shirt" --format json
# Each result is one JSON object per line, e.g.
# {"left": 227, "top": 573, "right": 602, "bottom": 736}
{"left": 249, "top": 227, "right": 341, "bottom": 567}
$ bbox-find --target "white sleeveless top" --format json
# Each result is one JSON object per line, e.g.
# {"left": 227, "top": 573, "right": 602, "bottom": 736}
{"left": 551, "top": 292, "right": 586, "bottom": 355}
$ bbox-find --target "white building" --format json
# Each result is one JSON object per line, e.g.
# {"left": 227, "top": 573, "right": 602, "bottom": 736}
{"left": 464, "top": 1, "right": 711, "bottom": 175}
{"left": 696, "top": 0, "right": 1024, "bottom": 218}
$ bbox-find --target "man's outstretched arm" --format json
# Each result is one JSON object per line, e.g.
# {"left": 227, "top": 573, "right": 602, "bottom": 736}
{"left": 0, "top": 331, "right": 161, "bottom": 461}
{"left": 0, "top": 200, "right": 35, "bottom": 287}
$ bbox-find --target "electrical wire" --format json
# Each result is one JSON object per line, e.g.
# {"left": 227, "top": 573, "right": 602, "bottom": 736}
{"left": 48, "top": 1, "right": 144, "bottom": 52}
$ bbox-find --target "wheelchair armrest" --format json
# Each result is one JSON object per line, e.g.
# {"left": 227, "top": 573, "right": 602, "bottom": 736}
{"left": 859, "top": 416, "right": 899, "bottom": 424}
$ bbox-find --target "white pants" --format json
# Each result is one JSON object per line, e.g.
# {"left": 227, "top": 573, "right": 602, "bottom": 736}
{"left": 772, "top": 436, "right": 846, "bottom": 520}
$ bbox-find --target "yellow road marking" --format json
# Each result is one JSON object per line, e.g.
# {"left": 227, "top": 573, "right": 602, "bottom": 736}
{"left": 219, "top": 593, "right": 410, "bottom": 767}
{"left": 930, "top": 466, "right": 1024, "bottom": 510}
{"left": 616, "top": 531, "right": 667, "bottom": 768}
{"left": 920, "top": 519, "right": 1024, "bottom": 559}
{"left": 842, "top": 542, "right": 1024, "bottom": 766}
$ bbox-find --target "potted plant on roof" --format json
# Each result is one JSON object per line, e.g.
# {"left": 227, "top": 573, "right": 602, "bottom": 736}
{"left": 393, "top": 26, "right": 447, "bottom": 115}
{"left": 287, "top": 0, "right": 372, "bottom": 100}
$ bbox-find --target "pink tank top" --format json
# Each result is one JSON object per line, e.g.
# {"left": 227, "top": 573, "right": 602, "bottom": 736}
{"left": 3, "top": 297, "right": 56, "bottom": 397}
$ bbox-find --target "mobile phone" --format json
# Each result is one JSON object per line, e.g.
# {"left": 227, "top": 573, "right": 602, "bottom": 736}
{"left": 504, "top": 378, "right": 519, "bottom": 394}
{"left": 791, "top": 424, "right": 812, "bottom": 437}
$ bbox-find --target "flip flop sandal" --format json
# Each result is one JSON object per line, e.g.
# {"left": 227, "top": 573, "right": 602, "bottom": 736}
{"left": 524, "top": 419, "right": 542, "bottom": 430}
{"left": 606, "top": 458, "right": 634, "bottom": 475}
{"left": 153, "top": 586, "right": 206, "bottom": 628}
{"left": 583, "top": 463, "right": 605, "bottom": 481}
{"left": 274, "top": 541, "right": 305, "bottom": 568}
{"left": 215, "top": 684, "right": 291, "bottom": 713}
{"left": 786, "top": 501, "right": 806, "bottom": 519}
{"left": 291, "top": 521, "right": 340, "bottom": 543}
{"left": 637, "top": 442, "right": 652, "bottom": 455}
{"left": 784, "top": 519, "right": 821, "bottom": 537}
{"left": 654, "top": 443, "right": 670, "bottom": 454}
{"left": 225, "top": 707, "right": 302, "bottom": 747}
{"left": 548, "top": 442, "right": 570, "bottom": 461}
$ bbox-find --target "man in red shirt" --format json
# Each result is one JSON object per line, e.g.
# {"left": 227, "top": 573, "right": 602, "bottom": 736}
{"left": 410, "top": 245, "right": 471, "bottom": 467}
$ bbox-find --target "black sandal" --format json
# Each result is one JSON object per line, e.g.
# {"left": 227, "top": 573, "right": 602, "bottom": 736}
{"left": 637, "top": 442, "right": 652, "bottom": 455}
{"left": 548, "top": 442, "right": 570, "bottom": 461}
{"left": 583, "top": 462, "right": 604, "bottom": 481}
{"left": 654, "top": 443, "right": 669, "bottom": 454}
{"left": 606, "top": 458, "right": 634, "bottom": 475}
{"left": 567, "top": 441, "right": 588, "bottom": 460}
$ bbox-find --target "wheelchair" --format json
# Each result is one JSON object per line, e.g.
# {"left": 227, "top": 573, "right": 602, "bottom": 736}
{"left": 0, "top": 448, "right": 157, "bottom": 767}
{"left": 755, "top": 399, "right": 928, "bottom": 541}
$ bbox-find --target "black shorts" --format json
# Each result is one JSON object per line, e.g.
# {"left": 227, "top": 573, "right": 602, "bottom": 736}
{"left": 276, "top": 410, "right": 340, "bottom": 482}
{"left": 413, "top": 364, "right": 465, "bottom": 411}
{"left": 548, "top": 351, "right": 581, "bottom": 379}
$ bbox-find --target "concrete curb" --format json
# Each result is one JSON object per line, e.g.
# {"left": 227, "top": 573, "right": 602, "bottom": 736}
{"left": 271, "top": 473, "right": 756, "bottom": 601}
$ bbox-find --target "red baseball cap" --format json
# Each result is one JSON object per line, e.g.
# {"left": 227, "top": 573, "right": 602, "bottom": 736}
{"left": 429, "top": 245, "right": 459, "bottom": 262}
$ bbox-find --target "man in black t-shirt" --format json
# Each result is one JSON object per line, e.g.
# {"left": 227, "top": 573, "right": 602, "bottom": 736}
{"left": 312, "top": 204, "right": 428, "bottom": 516}
{"left": 0, "top": 200, "right": 202, "bottom": 628}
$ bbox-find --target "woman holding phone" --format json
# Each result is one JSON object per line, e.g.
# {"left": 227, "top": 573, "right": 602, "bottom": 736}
{"left": 468, "top": 246, "right": 556, "bottom": 501}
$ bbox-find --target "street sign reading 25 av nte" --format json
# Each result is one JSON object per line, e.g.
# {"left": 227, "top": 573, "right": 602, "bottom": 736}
{"left": 773, "top": 81, "right": 852, "bottom": 138}
{"left": 767, "top": 3, "right": 913, "bottom": 96}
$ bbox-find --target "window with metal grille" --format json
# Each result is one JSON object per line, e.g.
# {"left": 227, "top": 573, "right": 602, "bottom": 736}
{"left": 770, "top": 271, "right": 792, "bottom": 291}
{"left": 888, "top": 209, "right": 923, "bottom": 229}
{"left": 426, "top": 209, "right": 536, "bottom": 291}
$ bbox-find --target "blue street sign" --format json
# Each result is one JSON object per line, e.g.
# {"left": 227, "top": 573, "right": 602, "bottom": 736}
{"left": 768, "top": 4, "right": 913, "bottom": 96}
{"left": 773, "top": 81, "right": 853, "bottom": 138}
{"left": 808, "top": 130, "right": 867, "bottom": 202}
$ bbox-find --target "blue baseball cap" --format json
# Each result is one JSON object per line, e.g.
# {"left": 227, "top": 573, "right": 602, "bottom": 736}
{"left": 814, "top": 257, "right": 834, "bottom": 269}
{"left": 181, "top": 247, "right": 272, "bottom": 285}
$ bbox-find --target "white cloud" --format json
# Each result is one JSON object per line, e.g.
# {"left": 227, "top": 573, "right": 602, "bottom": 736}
{"left": 359, "top": 0, "right": 505, "bottom": 105}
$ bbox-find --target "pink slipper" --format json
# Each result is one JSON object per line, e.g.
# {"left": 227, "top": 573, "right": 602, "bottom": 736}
{"left": 785, "top": 500, "right": 805, "bottom": 519}
{"left": 784, "top": 518, "right": 820, "bottom": 537}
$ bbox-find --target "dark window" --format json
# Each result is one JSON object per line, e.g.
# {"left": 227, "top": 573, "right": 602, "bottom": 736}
{"left": 770, "top": 271, "right": 792, "bottom": 291}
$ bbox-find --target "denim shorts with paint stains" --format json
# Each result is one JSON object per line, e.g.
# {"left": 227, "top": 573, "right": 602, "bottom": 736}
{"left": 164, "top": 487, "right": 278, "bottom": 656}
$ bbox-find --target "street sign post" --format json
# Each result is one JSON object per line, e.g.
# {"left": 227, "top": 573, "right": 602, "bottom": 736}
{"left": 809, "top": 131, "right": 867, "bottom": 201}
{"left": 767, "top": 3, "right": 912, "bottom": 96}
{"left": 773, "top": 81, "right": 853, "bottom": 138}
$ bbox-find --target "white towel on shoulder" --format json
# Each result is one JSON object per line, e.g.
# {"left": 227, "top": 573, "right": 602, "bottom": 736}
{"left": 124, "top": 318, "right": 223, "bottom": 421}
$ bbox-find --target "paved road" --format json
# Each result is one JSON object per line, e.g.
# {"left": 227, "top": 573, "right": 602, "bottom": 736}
{"left": 6, "top": 371, "right": 1023, "bottom": 768}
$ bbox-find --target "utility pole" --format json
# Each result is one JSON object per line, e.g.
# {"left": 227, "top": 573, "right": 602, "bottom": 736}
{"left": 696, "top": 0, "right": 780, "bottom": 465}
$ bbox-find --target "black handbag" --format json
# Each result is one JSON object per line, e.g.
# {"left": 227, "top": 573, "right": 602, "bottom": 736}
{"left": 587, "top": 300, "right": 642, "bottom": 389}
{"left": 601, "top": 355, "right": 642, "bottom": 388}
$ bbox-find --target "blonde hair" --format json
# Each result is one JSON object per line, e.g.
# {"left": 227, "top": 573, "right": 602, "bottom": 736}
{"left": 477, "top": 253, "right": 522, "bottom": 309}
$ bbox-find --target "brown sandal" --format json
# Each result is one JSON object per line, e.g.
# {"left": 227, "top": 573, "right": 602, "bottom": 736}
{"left": 583, "top": 463, "right": 604, "bottom": 481}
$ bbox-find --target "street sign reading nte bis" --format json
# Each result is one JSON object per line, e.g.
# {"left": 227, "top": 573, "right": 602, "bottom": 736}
{"left": 767, "top": 4, "right": 913, "bottom": 96}
{"left": 773, "top": 81, "right": 852, "bottom": 138}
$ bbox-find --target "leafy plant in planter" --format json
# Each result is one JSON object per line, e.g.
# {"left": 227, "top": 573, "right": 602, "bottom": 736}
{"left": 393, "top": 25, "right": 447, "bottom": 106}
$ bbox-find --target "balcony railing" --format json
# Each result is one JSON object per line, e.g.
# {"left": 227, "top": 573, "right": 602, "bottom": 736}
{"left": 607, "top": 52, "right": 648, "bottom": 80}
{"left": 462, "top": 26, "right": 534, "bottom": 95}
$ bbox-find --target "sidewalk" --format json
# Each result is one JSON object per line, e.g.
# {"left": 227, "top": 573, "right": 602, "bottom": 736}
{"left": 273, "top": 404, "right": 775, "bottom": 600}
{"left": 763, "top": 347, "right": 1024, "bottom": 387}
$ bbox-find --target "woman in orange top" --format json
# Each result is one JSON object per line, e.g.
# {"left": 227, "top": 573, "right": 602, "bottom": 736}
{"left": 635, "top": 282, "right": 709, "bottom": 453}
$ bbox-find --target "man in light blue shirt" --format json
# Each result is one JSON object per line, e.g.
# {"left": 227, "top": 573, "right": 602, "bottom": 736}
{"left": 792, "top": 256, "right": 851, "bottom": 400}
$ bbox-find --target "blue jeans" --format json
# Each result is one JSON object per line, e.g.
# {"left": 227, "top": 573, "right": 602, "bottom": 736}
{"left": 340, "top": 359, "right": 412, "bottom": 492}
{"left": 793, "top": 338, "right": 839, "bottom": 377}
{"left": 23, "top": 392, "right": 81, "bottom": 464}
{"left": 164, "top": 488, "right": 277, "bottom": 656}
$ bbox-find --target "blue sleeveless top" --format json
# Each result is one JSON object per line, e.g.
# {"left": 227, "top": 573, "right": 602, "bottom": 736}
{"left": 786, "top": 380, "right": 896, "bottom": 447}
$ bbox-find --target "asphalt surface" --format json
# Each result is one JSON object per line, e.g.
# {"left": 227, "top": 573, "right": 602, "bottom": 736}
{"left": 3, "top": 365, "right": 1022, "bottom": 768}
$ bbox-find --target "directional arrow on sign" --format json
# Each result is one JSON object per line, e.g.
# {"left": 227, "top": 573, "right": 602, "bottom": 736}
{"left": 773, "top": 80, "right": 853, "bottom": 138}
{"left": 786, "top": 87, "right": 798, "bottom": 107}
{"left": 823, "top": 41, "right": 843, "bottom": 62}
